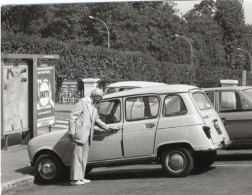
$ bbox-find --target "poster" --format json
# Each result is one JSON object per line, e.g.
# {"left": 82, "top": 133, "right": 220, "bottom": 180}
{"left": 3, "top": 62, "right": 29, "bottom": 133}
{"left": 37, "top": 62, "right": 55, "bottom": 128}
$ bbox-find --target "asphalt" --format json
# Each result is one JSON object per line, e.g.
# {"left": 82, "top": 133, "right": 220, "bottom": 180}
{"left": 1, "top": 103, "right": 252, "bottom": 193}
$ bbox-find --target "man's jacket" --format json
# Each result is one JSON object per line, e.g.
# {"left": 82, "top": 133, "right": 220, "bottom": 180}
{"left": 68, "top": 97, "right": 109, "bottom": 144}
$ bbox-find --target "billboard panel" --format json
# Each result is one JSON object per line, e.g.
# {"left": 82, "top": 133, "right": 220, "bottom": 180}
{"left": 37, "top": 62, "right": 55, "bottom": 128}
{"left": 2, "top": 62, "right": 29, "bottom": 133}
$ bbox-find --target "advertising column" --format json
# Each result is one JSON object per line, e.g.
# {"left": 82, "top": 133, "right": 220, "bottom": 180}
{"left": 37, "top": 62, "right": 55, "bottom": 128}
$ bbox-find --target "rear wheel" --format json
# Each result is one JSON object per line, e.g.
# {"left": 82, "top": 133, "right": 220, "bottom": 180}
{"left": 35, "top": 154, "right": 63, "bottom": 183}
{"left": 194, "top": 151, "right": 217, "bottom": 169}
{"left": 161, "top": 148, "right": 193, "bottom": 177}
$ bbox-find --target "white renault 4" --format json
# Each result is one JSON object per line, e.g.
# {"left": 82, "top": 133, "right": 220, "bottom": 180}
{"left": 28, "top": 85, "right": 231, "bottom": 183}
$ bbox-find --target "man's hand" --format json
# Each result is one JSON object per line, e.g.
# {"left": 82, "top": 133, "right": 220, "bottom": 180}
{"left": 108, "top": 126, "right": 120, "bottom": 133}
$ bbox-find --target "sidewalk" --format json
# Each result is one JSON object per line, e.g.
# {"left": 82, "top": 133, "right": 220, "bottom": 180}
{"left": 1, "top": 103, "right": 73, "bottom": 193}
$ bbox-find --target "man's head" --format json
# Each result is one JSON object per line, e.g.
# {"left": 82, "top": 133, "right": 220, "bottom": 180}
{"left": 90, "top": 88, "right": 104, "bottom": 104}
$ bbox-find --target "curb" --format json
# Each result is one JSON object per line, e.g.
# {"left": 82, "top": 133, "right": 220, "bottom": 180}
{"left": 1, "top": 175, "right": 34, "bottom": 193}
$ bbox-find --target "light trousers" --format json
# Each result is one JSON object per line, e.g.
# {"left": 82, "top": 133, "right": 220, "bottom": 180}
{"left": 70, "top": 142, "right": 90, "bottom": 181}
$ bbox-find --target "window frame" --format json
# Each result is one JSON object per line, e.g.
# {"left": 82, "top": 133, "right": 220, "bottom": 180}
{"left": 97, "top": 98, "right": 122, "bottom": 124}
{"left": 162, "top": 94, "right": 188, "bottom": 117}
{"left": 218, "top": 91, "right": 252, "bottom": 113}
{"left": 125, "top": 95, "right": 160, "bottom": 122}
{"left": 192, "top": 92, "right": 212, "bottom": 110}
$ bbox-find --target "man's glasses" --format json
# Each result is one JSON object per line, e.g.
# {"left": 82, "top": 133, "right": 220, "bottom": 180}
{"left": 94, "top": 95, "right": 103, "bottom": 101}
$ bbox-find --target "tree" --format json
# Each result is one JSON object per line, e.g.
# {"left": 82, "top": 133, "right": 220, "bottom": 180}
{"left": 183, "top": 0, "right": 226, "bottom": 67}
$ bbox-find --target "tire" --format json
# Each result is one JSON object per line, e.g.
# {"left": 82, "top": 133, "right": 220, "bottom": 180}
{"left": 161, "top": 148, "right": 194, "bottom": 177}
{"left": 35, "top": 154, "right": 63, "bottom": 183}
{"left": 194, "top": 151, "right": 217, "bottom": 169}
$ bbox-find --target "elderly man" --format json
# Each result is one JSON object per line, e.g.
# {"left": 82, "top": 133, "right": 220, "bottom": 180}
{"left": 68, "top": 88, "right": 119, "bottom": 186}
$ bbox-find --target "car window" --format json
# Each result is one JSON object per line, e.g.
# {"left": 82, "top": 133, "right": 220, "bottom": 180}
{"left": 126, "top": 96, "right": 159, "bottom": 121}
{"left": 192, "top": 92, "right": 212, "bottom": 110}
{"left": 206, "top": 92, "right": 214, "bottom": 106}
{"left": 163, "top": 95, "right": 187, "bottom": 117}
{"left": 97, "top": 99, "right": 121, "bottom": 124}
{"left": 243, "top": 89, "right": 252, "bottom": 99}
{"left": 219, "top": 91, "right": 252, "bottom": 112}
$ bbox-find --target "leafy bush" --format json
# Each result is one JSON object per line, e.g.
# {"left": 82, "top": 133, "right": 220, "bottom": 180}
{"left": 2, "top": 32, "right": 251, "bottom": 91}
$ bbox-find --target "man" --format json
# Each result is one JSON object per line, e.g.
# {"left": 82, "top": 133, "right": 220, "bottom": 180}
{"left": 68, "top": 88, "right": 119, "bottom": 186}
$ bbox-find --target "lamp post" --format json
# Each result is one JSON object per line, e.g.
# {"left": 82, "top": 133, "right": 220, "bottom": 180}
{"left": 89, "top": 16, "right": 110, "bottom": 49}
{"left": 175, "top": 34, "right": 193, "bottom": 67}
{"left": 237, "top": 48, "right": 252, "bottom": 74}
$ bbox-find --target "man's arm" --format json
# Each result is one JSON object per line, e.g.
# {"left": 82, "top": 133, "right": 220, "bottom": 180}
{"left": 69, "top": 99, "right": 84, "bottom": 136}
{"left": 95, "top": 113, "right": 120, "bottom": 132}
{"left": 95, "top": 113, "right": 110, "bottom": 131}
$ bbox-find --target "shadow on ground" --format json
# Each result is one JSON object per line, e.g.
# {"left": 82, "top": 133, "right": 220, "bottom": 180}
{"left": 15, "top": 166, "right": 35, "bottom": 176}
{"left": 217, "top": 153, "right": 252, "bottom": 161}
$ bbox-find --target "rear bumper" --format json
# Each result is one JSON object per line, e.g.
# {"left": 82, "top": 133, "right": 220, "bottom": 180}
{"left": 214, "top": 139, "right": 232, "bottom": 150}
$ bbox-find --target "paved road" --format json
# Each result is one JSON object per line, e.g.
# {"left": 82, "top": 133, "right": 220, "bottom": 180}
{"left": 5, "top": 154, "right": 252, "bottom": 195}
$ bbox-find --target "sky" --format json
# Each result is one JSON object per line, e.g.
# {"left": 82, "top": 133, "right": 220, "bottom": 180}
{"left": 175, "top": 0, "right": 252, "bottom": 25}
{"left": 1, "top": 0, "right": 252, "bottom": 25}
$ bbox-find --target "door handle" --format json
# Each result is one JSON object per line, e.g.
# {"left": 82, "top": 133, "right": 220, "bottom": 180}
{"left": 145, "top": 123, "right": 155, "bottom": 128}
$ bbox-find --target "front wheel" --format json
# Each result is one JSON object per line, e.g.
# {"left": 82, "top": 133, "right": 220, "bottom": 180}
{"left": 161, "top": 148, "right": 193, "bottom": 177}
{"left": 35, "top": 154, "right": 63, "bottom": 183}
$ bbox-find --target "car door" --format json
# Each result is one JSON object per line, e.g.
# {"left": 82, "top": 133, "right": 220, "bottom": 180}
{"left": 62, "top": 98, "right": 123, "bottom": 166}
{"left": 216, "top": 91, "right": 252, "bottom": 143}
{"left": 122, "top": 95, "right": 160, "bottom": 158}
{"left": 88, "top": 98, "right": 123, "bottom": 161}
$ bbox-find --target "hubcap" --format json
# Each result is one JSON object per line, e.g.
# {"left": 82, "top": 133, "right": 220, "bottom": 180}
{"left": 38, "top": 159, "right": 57, "bottom": 180}
{"left": 167, "top": 151, "right": 187, "bottom": 173}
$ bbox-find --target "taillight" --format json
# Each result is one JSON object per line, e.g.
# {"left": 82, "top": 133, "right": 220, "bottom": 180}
{"left": 202, "top": 126, "right": 211, "bottom": 139}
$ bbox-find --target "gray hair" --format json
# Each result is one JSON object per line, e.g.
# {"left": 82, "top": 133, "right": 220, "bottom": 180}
{"left": 90, "top": 88, "right": 104, "bottom": 97}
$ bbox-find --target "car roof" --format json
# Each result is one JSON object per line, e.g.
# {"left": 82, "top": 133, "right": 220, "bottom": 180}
{"left": 104, "top": 84, "right": 199, "bottom": 99}
{"left": 204, "top": 86, "right": 252, "bottom": 92}
{"left": 105, "top": 81, "right": 167, "bottom": 88}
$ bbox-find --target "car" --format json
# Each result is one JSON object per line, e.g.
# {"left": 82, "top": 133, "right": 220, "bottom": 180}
{"left": 28, "top": 84, "right": 231, "bottom": 183}
{"left": 204, "top": 86, "right": 252, "bottom": 149}
{"left": 104, "top": 81, "right": 167, "bottom": 94}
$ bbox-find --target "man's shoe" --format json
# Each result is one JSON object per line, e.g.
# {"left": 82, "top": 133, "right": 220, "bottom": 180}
{"left": 71, "top": 180, "right": 84, "bottom": 186}
{"left": 83, "top": 179, "right": 91, "bottom": 184}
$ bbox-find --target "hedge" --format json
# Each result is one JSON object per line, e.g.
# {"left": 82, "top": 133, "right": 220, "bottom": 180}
{"left": 2, "top": 32, "right": 251, "bottom": 92}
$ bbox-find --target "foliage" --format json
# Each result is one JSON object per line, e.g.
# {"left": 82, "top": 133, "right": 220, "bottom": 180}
{"left": 1, "top": 32, "right": 162, "bottom": 83}
{"left": 1, "top": 1, "right": 251, "bottom": 87}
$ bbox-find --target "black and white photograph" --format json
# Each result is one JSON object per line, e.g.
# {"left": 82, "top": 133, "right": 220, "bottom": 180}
{"left": 1, "top": 0, "right": 252, "bottom": 194}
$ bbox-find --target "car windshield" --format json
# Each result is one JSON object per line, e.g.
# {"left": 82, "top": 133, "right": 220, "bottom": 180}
{"left": 243, "top": 89, "right": 252, "bottom": 99}
{"left": 192, "top": 92, "right": 212, "bottom": 110}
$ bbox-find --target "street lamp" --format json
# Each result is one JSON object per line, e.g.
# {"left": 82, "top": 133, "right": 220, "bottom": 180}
{"left": 237, "top": 47, "right": 252, "bottom": 74}
{"left": 175, "top": 34, "right": 193, "bottom": 67}
{"left": 89, "top": 16, "right": 110, "bottom": 49}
